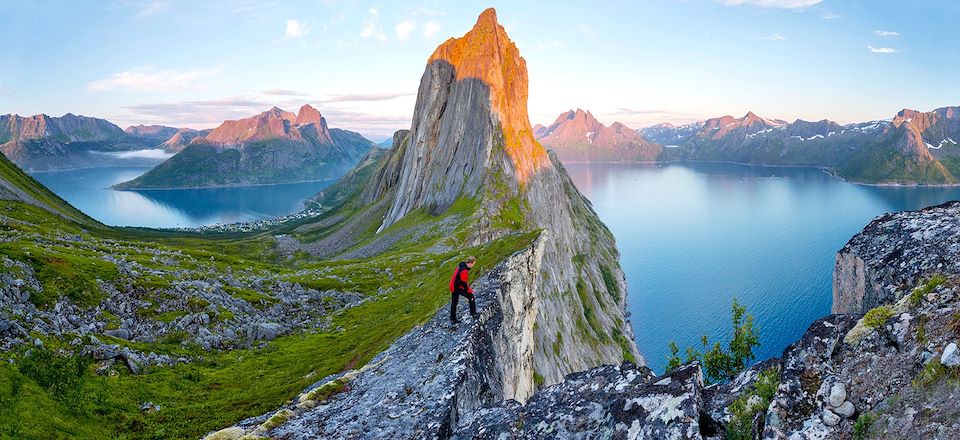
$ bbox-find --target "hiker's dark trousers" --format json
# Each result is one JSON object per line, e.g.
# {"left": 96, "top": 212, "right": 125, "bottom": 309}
{"left": 450, "top": 290, "right": 476, "bottom": 321}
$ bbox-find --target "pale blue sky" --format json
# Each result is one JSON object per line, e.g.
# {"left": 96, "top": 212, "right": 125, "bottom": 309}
{"left": 1, "top": 0, "right": 957, "bottom": 140}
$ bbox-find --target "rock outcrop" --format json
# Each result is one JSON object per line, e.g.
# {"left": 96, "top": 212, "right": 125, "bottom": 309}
{"left": 359, "top": 8, "right": 640, "bottom": 386}
{"left": 214, "top": 237, "right": 546, "bottom": 439}
{"left": 833, "top": 201, "right": 960, "bottom": 313}
{"left": 213, "top": 237, "right": 757, "bottom": 439}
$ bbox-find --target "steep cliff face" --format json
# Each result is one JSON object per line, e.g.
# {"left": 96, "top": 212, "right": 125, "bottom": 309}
{"left": 833, "top": 201, "right": 960, "bottom": 313}
{"left": 361, "top": 8, "right": 640, "bottom": 385}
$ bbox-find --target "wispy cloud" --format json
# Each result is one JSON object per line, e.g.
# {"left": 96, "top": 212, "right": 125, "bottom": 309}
{"left": 285, "top": 19, "right": 310, "bottom": 38}
{"left": 422, "top": 20, "right": 441, "bottom": 38}
{"left": 360, "top": 8, "right": 387, "bottom": 41}
{"left": 717, "top": 0, "right": 822, "bottom": 9}
{"left": 261, "top": 89, "right": 308, "bottom": 96}
{"left": 867, "top": 45, "right": 899, "bottom": 54}
{"left": 576, "top": 24, "right": 596, "bottom": 38}
{"left": 395, "top": 19, "right": 416, "bottom": 40}
{"left": 763, "top": 33, "right": 787, "bottom": 41}
{"left": 87, "top": 66, "right": 220, "bottom": 91}
{"left": 820, "top": 12, "right": 842, "bottom": 19}
{"left": 874, "top": 30, "right": 900, "bottom": 38}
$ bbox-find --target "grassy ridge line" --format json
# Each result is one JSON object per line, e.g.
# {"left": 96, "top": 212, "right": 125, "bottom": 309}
{"left": 0, "top": 152, "right": 102, "bottom": 228}
{"left": 0, "top": 229, "right": 539, "bottom": 439}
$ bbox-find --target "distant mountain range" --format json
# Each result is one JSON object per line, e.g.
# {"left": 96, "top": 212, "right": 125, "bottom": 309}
{"left": 0, "top": 113, "right": 165, "bottom": 171}
{"left": 533, "top": 109, "right": 660, "bottom": 162}
{"left": 113, "top": 105, "right": 376, "bottom": 189}
{"left": 536, "top": 106, "right": 960, "bottom": 185}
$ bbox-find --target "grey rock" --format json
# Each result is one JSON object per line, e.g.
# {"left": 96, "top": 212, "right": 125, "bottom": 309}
{"left": 833, "top": 201, "right": 960, "bottom": 314}
{"left": 822, "top": 409, "right": 840, "bottom": 426}
{"left": 941, "top": 342, "right": 960, "bottom": 367}
{"left": 105, "top": 328, "right": 131, "bottom": 340}
{"left": 835, "top": 401, "right": 855, "bottom": 418}
{"left": 828, "top": 382, "right": 847, "bottom": 408}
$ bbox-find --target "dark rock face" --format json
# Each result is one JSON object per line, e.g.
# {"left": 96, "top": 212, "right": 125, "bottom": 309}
{"left": 454, "top": 363, "right": 704, "bottom": 439}
{"left": 833, "top": 201, "right": 960, "bottom": 313}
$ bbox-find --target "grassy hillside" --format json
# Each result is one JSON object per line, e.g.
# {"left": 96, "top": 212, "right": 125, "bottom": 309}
{"left": 836, "top": 138, "right": 957, "bottom": 185}
{"left": 0, "top": 152, "right": 102, "bottom": 227}
{"left": 0, "top": 150, "right": 539, "bottom": 439}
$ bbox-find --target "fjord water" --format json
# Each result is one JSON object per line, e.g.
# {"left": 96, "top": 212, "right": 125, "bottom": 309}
{"left": 566, "top": 162, "right": 960, "bottom": 373}
{"left": 30, "top": 166, "right": 333, "bottom": 228}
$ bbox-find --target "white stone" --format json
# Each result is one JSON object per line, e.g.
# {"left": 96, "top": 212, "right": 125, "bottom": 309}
{"left": 822, "top": 409, "right": 841, "bottom": 426}
{"left": 828, "top": 383, "right": 847, "bottom": 408}
{"left": 941, "top": 342, "right": 960, "bottom": 367}
{"left": 835, "top": 401, "right": 855, "bottom": 418}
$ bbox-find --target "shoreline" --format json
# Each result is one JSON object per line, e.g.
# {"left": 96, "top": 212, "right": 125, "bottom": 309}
{"left": 562, "top": 159, "right": 960, "bottom": 188}
{"left": 110, "top": 177, "right": 340, "bottom": 191}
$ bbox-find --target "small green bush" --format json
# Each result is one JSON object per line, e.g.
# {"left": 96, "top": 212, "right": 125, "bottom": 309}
{"left": 18, "top": 348, "right": 91, "bottom": 408}
{"left": 853, "top": 412, "right": 876, "bottom": 440}
{"left": 727, "top": 368, "right": 780, "bottom": 440}
{"left": 665, "top": 299, "right": 759, "bottom": 383}
{"left": 533, "top": 371, "right": 545, "bottom": 388}
{"left": 862, "top": 305, "right": 894, "bottom": 329}
{"left": 909, "top": 274, "right": 946, "bottom": 307}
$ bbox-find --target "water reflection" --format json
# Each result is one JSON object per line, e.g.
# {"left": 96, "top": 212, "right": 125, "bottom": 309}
{"left": 566, "top": 162, "right": 960, "bottom": 373}
{"left": 30, "top": 166, "right": 333, "bottom": 228}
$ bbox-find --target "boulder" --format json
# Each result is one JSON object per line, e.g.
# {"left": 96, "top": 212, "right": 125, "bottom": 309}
{"left": 828, "top": 383, "right": 846, "bottom": 408}
{"left": 835, "top": 401, "right": 855, "bottom": 418}
{"left": 941, "top": 342, "right": 960, "bottom": 368}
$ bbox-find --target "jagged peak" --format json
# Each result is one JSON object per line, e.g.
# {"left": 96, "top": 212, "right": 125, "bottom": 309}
{"left": 295, "top": 104, "right": 323, "bottom": 125}
{"left": 426, "top": 7, "right": 548, "bottom": 182}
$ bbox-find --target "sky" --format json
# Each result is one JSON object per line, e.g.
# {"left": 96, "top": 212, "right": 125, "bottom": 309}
{"left": 1, "top": 0, "right": 958, "bottom": 140}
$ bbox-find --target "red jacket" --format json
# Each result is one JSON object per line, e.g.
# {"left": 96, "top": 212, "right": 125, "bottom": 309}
{"left": 449, "top": 262, "right": 473, "bottom": 294}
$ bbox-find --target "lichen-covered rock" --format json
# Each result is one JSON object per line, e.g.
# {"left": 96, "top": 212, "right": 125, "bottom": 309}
{"left": 833, "top": 201, "right": 960, "bottom": 314}
{"left": 454, "top": 362, "right": 705, "bottom": 440}
{"left": 217, "top": 238, "right": 545, "bottom": 439}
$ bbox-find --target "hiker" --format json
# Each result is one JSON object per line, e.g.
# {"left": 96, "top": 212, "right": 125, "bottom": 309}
{"left": 449, "top": 256, "right": 477, "bottom": 324}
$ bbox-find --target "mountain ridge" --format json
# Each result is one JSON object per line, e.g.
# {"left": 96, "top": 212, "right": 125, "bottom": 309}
{"left": 112, "top": 104, "right": 375, "bottom": 189}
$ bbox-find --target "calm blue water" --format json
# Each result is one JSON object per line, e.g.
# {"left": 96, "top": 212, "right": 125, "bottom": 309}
{"left": 566, "top": 162, "right": 960, "bottom": 374}
{"left": 30, "top": 166, "right": 334, "bottom": 228}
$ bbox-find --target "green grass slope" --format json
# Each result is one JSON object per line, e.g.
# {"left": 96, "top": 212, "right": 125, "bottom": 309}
{"left": 0, "top": 148, "right": 539, "bottom": 439}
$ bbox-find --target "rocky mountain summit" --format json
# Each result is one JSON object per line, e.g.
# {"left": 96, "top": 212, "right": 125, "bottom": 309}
{"left": 549, "top": 105, "right": 960, "bottom": 185}
{"left": 113, "top": 104, "right": 376, "bottom": 189}
{"left": 124, "top": 124, "right": 180, "bottom": 141}
{"left": 351, "top": 7, "right": 640, "bottom": 385}
{"left": 535, "top": 109, "right": 661, "bottom": 162}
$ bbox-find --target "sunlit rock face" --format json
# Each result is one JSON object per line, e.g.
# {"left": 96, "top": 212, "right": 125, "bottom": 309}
{"left": 365, "top": 8, "right": 641, "bottom": 386}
